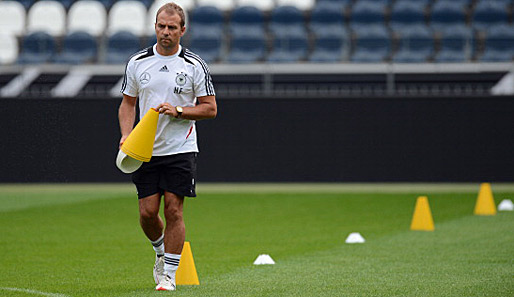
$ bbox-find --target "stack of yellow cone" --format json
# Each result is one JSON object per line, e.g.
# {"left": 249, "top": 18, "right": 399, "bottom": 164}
{"left": 410, "top": 196, "right": 435, "bottom": 231}
{"left": 116, "top": 109, "right": 159, "bottom": 173}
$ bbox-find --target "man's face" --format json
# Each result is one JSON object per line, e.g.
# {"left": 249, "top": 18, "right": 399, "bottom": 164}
{"left": 155, "top": 11, "right": 185, "bottom": 50}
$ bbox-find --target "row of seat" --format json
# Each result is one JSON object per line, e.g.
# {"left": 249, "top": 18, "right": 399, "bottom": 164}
{"left": 3, "top": 24, "right": 512, "bottom": 65}
{"left": 2, "top": 0, "right": 513, "bottom": 38}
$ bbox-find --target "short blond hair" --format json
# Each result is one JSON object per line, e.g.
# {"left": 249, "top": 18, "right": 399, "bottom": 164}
{"left": 156, "top": 2, "right": 185, "bottom": 28}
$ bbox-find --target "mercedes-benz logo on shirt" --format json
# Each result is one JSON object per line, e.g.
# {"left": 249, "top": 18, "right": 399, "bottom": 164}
{"left": 175, "top": 73, "right": 187, "bottom": 86}
{"left": 139, "top": 72, "right": 151, "bottom": 85}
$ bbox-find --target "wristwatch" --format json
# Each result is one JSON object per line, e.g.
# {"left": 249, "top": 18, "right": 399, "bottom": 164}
{"left": 175, "top": 106, "right": 183, "bottom": 118}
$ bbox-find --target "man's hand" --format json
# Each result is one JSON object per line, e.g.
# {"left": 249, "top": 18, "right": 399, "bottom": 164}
{"left": 119, "top": 135, "right": 129, "bottom": 149}
{"left": 156, "top": 103, "right": 178, "bottom": 118}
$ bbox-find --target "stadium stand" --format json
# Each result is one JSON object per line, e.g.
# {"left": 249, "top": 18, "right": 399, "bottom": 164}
{"left": 389, "top": 0, "right": 426, "bottom": 34}
{"left": 309, "top": 31, "right": 348, "bottom": 62}
{"left": 267, "top": 31, "right": 309, "bottom": 63}
{"left": 68, "top": 0, "right": 108, "bottom": 37}
{"left": 189, "top": 5, "right": 224, "bottom": 36}
{"left": 26, "top": 0, "right": 67, "bottom": 36}
{"left": 197, "top": 0, "right": 235, "bottom": 11}
{"left": 276, "top": 0, "right": 315, "bottom": 11}
{"left": 107, "top": 0, "right": 147, "bottom": 36}
{"left": 316, "top": 0, "right": 351, "bottom": 10}
{"left": 309, "top": 3, "right": 345, "bottom": 37}
{"left": 188, "top": 31, "right": 223, "bottom": 63}
{"left": 17, "top": 31, "right": 56, "bottom": 64}
{"left": 227, "top": 32, "right": 266, "bottom": 63}
{"left": 430, "top": 0, "right": 467, "bottom": 33}
{"left": 0, "top": 1, "right": 26, "bottom": 37}
{"left": 350, "top": 0, "right": 387, "bottom": 29}
{"left": 269, "top": 5, "right": 307, "bottom": 36}
{"left": 13, "top": 0, "right": 36, "bottom": 10}
{"left": 53, "top": 31, "right": 97, "bottom": 64}
{"left": 105, "top": 31, "right": 142, "bottom": 64}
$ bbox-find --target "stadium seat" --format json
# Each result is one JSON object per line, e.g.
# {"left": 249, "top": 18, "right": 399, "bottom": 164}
{"left": 146, "top": 0, "right": 192, "bottom": 36}
{"left": 0, "top": 33, "right": 18, "bottom": 65}
{"left": 68, "top": 0, "right": 107, "bottom": 37}
{"left": 350, "top": 0, "right": 386, "bottom": 30}
{"left": 227, "top": 32, "right": 266, "bottom": 63}
{"left": 269, "top": 6, "right": 307, "bottom": 37}
{"left": 17, "top": 31, "right": 56, "bottom": 64}
{"left": 105, "top": 31, "right": 142, "bottom": 64}
{"left": 430, "top": 0, "right": 467, "bottom": 33}
{"left": 59, "top": 0, "right": 77, "bottom": 10}
{"left": 316, "top": 0, "right": 352, "bottom": 10}
{"left": 276, "top": 0, "right": 315, "bottom": 11}
{"left": 189, "top": 6, "right": 224, "bottom": 36}
{"left": 197, "top": 0, "right": 235, "bottom": 11}
{"left": 393, "top": 25, "right": 434, "bottom": 63}
{"left": 267, "top": 31, "right": 309, "bottom": 63}
{"left": 434, "top": 25, "right": 473, "bottom": 62}
{"left": 27, "top": 0, "right": 67, "bottom": 36}
{"left": 108, "top": 0, "right": 147, "bottom": 36}
{"left": 236, "top": 0, "right": 275, "bottom": 11}
{"left": 351, "top": 25, "right": 391, "bottom": 62}
{"left": 0, "top": 1, "right": 26, "bottom": 36}
{"left": 309, "top": 31, "right": 348, "bottom": 63}
{"left": 53, "top": 31, "right": 98, "bottom": 64}
{"left": 309, "top": 4, "right": 345, "bottom": 37}
{"left": 188, "top": 31, "right": 223, "bottom": 63}
{"left": 472, "top": 0, "right": 509, "bottom": 32}
{"left": 97, "top": 0, "right": 115, "bottom": 9}
{"left": 479, "top": 24, "right": 514, "bottom": 62}
{"left": 229, "top": 6, "right": 265, "bottom": 36}
{"left": 390, "top": 0, "right": 426, "bottom": 33}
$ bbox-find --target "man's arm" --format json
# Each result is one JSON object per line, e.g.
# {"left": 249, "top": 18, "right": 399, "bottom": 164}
{"left": 118, "top": 94, "right": 137, "bottom": 148}
{"left": 156, "top": 95, "right": 217, "bottom": 120}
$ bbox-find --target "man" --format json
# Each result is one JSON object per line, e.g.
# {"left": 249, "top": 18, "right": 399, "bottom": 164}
{"left": 118, "top": 2, "right": 216, "bottom": 291}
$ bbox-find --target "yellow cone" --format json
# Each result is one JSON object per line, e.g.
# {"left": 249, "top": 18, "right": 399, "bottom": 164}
{"left": 121, "top": 109, "right": 159, "bottom": 162}
{"left": 176, "top": 241, "right": 199, "bottom": 285}
{"left": 474, "top": 183, "right": 496, "bottom": 215}
{"left": 410, "top": 196, "right": 435, "bottom": 231}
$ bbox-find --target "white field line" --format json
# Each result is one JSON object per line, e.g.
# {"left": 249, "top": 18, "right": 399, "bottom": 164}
{"left": 0, "top": 287, "right": 70, "bottom": 297}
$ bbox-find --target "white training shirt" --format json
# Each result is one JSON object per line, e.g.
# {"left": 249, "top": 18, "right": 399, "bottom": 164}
{"left": 121, "top": 44, "right": 215, "bottom": 156}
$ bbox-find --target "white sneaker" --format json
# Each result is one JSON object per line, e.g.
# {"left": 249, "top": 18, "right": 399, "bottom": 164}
{"left": 153, "top": 256, "right": 165, "bottom": 285}
{"left": 155, "top": 275, "right": 176, "bottom": 291}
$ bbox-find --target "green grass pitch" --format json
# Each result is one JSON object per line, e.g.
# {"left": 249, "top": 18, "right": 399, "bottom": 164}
{"left": 0, "top": 183, "right": 513, "bottom": 297}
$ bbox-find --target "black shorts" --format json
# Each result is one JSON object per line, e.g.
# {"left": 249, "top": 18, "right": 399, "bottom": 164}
{"left": 132, "top": 152, "right": 197, "bottom": 199}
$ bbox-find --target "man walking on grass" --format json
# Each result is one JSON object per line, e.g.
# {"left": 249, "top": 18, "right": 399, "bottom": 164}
{"left": 118, "top": 2, "right": 216, "bottom": 291}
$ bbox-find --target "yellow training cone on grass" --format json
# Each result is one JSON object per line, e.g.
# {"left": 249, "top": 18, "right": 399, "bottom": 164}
{"left": 410, "top": 196, "right": 435, "bottom": 231}
{"left": 121, "top": 108, "right": 159, "bottom": 162}
{"left": 176, "top": 241, "right": 199, "bottom": 285}
{"left": 474, "top": 183, "right": 496, "bottom": 216}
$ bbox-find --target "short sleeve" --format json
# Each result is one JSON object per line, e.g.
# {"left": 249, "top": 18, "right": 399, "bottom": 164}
{"left": 193, "top": 59, "right": 215, "bottom": 97}
{"left": 121, "top": 59, "right": 138, "bottom": 97}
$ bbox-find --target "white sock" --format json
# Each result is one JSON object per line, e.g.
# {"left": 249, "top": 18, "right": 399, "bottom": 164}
{"left": 150, "top": 234, "right": 165, "bottom": 257}
{"left": 164, "top": 253, "right": 181, "bottom": 280}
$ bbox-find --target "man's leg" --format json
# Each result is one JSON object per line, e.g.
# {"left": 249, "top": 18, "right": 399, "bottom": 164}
{"left": 138, "top": 194, "right": 166, "bottom": 285}
{"left": 162, "top": 191, "right": 185, "bottom": 284}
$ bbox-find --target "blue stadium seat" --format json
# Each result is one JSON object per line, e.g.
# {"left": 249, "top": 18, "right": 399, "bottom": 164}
{"left": 316, "top": 0, "right": 352, "bottom": 10}
{"left": 472, "top": 1, "right": 509, "bottom": 32}
{"left": 479, "top": 24, "right": 514, "bottom": 62}
{"left": 393, "top": 25, "right": 434, "bottom": 62}
{"left": 351, "top": 25, "right": 391, "bottom": 62}
{"left": 189, "top": 6, "right": 224, "bottom": 36}
{"left": 267, "top": 31, "right": 308, "bottom": 63}
{"left": 229, "top": 6, "right": 265, "bottom": 36}
{"left": 188, "top": 31, "right": 222, "bottom": 63}
{"left": 58, "top": 0, "right": 76, "bottom": 10}
{"left": 309, "top": 4, "right": 345, "bottom": 37}
{"left": 434, "top": 25, "right": 473, "bottom": 62}
{"left": 227, "top": 32, "right": 266, "bottom": 63}
{"left": 390, "top": 0, "right": 426, "bottom": 33}
{"left": 430, "top": 1, "right": 466, "bottom": 33}
{"left": 52, "top": 31, "right": 97, "bottom": 64}
{"left": 105, "top": 31, "right": 142, "bottom": 64}
{"left": 17, "top": 31, "right": 56, "bottom": 64}
{"left": 97, "top": 0, "right": 114, "bottom": 9}
{"left": 269, "top": 6, "right": 306, "bottom": 37}
{"left": 309, "top": 31, "right": 348, "bottom": 63}
{"left": 350, "top": 0, "right": 386, "bottom": 30}
{"left": 13, "top": 0, "right": 36, "bottom": 10}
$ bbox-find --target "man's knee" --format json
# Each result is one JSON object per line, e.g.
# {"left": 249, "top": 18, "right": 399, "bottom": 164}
{"left": 164, "top": 193, "right": 184, "bottom": 223}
